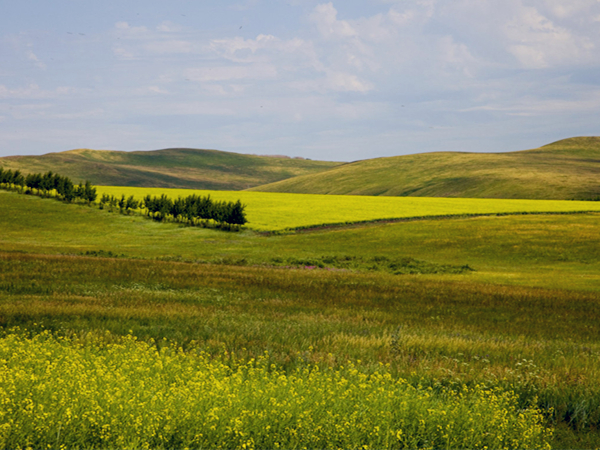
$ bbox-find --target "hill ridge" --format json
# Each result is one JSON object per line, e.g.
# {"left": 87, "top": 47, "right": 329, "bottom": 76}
{"left": 249, "top": 136, "right": 600, "bottom": 200}
{"left": 0, "top": 147, "right": 341, "bottom": 190}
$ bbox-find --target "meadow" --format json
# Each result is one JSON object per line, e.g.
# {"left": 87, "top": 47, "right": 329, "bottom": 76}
{"left": 1, "top": 189, "right": 600, "bottom": 448}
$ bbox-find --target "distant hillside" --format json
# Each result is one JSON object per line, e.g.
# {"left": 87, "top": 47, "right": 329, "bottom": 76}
{"left": 0, "top": 148, "right": 340, "bottom": 190}
{"left": 251, "top": 137, "right": 600, "bottom": 200}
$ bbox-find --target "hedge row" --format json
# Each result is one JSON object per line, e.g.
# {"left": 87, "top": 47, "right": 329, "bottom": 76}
{"left": 1, "top": 168, "right": 247, "bottom": 229}
{"left": 0, "top": 168, "right": 96, "bottom": 203}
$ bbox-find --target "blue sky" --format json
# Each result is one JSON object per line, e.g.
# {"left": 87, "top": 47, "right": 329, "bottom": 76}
{"left": 1, "top": 0, "right": 599, "bottom": 161}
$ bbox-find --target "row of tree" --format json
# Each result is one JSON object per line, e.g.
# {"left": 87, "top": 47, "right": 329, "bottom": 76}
{"left": 1, "top": 167, "right": 247, "bottom": 229}
{"left": 99, "top": 193, "right": 140, "bottom": 213}
{"left": 0, "top": 168, "right": 97, "bottom": 203}
{"left": 142, "top": 193, "right": 247, "bottom": 225}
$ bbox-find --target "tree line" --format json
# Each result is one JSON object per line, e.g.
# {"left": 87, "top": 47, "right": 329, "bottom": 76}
{"left": 0, "top": 168, "right": 96, "bottom": 202}
{"left": 1, "top": 167, "right": 246, "bottom": 230}
{"left": 99, "top": 193, "right": 247, "bottom": 227}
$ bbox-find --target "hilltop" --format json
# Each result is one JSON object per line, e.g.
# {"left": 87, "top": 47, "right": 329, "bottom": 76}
{"left": 2, "top": 137, "right": 599, "bottom": 199}
{"left": 250, "top": 137, "right": 600, "bottom": 200}
{"left": 0, "top": 147, "right": 340, "bottom": 190}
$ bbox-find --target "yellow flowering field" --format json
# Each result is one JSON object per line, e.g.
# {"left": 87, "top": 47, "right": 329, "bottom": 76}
{"left": 96, "top": 186, "right": 600, "bottom": 231}
{"left": 0, "top": 332, "right": 551, "bottom": 450}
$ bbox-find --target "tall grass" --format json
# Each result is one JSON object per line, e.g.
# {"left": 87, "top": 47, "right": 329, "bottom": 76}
{"left": 1, "top": 252, "right": 599, "bottom": 446}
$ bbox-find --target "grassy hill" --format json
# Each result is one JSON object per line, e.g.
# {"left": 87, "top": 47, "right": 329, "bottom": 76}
{"left": 251, "top": 137, "right": 600, "bottom": 200}
{"left": 0, "top": 147, "right": 340, "bottom": 190}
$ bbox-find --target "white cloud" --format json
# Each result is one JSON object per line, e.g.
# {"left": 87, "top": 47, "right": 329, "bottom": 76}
{"left": 183, "top": 65, "right": 277, "bottom": 83}
{"left": 144, "top": 40, "right": 192, "bottom": 54}
{"left": 310, "top": 3, "right": 357, "bottom": 39}
{"left": 460, "top": 89, "right": 600, "bottom": 116}
{"left": 229, "top": 0, "right": 260, "bottom": 11}
{"left": 504, "top": 5, "right": 594, "bottom": 68}
{"left": 156, "top": 21, "right": 184, "bottom": 33}
{"left": 438, "top": 35, "right": 477, "bottom": 77}
{"left": 291, "top": 70, "right": 373, "bottom": 93}
{"left": 0, "top": 84, "right": 76, "bottom": 99}
{"left": 542, "top": 0, "right": 598, "bottom": 18}
{"left": 146, "top": 86, "right": 169, "bottom": 94}
{"left": 113, "top": 46, "right": 136, "bottom": 60}
{"left": 26, "top": 49, "right": 46, "bottom": 70}
{"left": 114, "top": 22, "right": 148, "bottom": 34}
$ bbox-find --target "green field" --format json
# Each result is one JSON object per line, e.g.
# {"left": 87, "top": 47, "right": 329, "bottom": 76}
{"left": 1, "top": 189, "right": 600, "bottom": 448}
{"left": 252, "top": 137, "right": 600, "bottom": 200}
{"left": 0, "top": 147, "right": 340, "bottom": 190}
{"left": 96, "top": 185, "right": 600, "bottom": 231}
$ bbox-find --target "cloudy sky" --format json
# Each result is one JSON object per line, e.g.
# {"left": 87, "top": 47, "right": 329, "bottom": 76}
{"left": 1, "top": 0, "right": 599, "bottom": 161}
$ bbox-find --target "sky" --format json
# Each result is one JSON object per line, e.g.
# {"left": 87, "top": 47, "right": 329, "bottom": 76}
{"left": 1, "top": 0, "right": 599, "bottom": 161}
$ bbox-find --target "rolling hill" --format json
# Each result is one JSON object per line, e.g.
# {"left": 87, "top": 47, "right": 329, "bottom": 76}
{"left": 0, "top": 148, "right": 341, "bottom": 190}
{"left": 250, "top": 137, "right": 600, "bottom": 200}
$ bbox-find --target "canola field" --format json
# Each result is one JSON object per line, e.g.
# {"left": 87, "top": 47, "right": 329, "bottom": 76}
{"left": 1, "top": 332, "right": 551, "bottom": 450}
{"left": 96, "top": 186, "right": 600, "bottom": 231}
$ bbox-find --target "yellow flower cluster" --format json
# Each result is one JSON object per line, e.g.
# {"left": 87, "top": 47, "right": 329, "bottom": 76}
{"left": 0, "top": 332, "right": 552, "bottom": 449}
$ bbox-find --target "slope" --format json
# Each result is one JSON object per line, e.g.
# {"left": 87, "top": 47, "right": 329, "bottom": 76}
{"left": 250, "top": 137, "right": 600, "bottom": 200}
{"left": 0, "top": 147, "right": 340, "bottom": 190}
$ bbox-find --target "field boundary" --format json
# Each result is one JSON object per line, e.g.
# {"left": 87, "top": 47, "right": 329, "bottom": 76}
{"left": 258, "top": 210, "right": 600, "bottom": 235}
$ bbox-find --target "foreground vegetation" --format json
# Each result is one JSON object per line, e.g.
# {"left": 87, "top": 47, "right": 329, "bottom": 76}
{"left": 1, "top": 332, "right": 551, "bottom": 449}
{"left": 1, "top": 190, "right": 600, "bottom": 448}
{"left": 0, "top": 253, "right": 598, "bottom": 448}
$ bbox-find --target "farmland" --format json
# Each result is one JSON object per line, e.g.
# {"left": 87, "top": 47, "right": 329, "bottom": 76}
{"left": 95, "top": 185, "right": 600, "bottom": 231}
{"left": 1, "top": 189, "right": 600, "bottom": 448}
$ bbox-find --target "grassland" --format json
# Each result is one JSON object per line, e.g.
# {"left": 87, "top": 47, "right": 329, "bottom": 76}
{"left": 95, "top": 185, "right": 600, "bottom": 231}
{"left": 0, "top": 147, "right": 340, "bottom": 190}
{"left": 252, "top": 137, "right": 600, "bottom": 200}
{"left": 1, "top": 190, "right": 600, "bottom": 448}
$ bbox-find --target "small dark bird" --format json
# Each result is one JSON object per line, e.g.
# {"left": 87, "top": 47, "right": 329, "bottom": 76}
{"left": 239, "top": 26, "right": 242, "bottom": 29}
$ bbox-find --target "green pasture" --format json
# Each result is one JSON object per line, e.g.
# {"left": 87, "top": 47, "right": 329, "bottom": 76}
{"left": 1, "top": 190, "right": 599, "bottom": 292}
{"left": 2, "top": 189, "right": 600, "bottom": 447}
{"left": 96, "top": 185, "right": 600, "bottom": 231}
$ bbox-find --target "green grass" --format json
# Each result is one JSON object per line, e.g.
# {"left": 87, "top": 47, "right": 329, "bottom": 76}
{"left": 2, "top": 190, "right": 600, "bottom": 292}
{"left": 2, "top": 189, "right": 600, "bottom": 447}
{"left": 95, "top": 185, "right": 600, "bottom": 231}
{"left": 0, "top": 253, "right": 597, "bottom": 448}
{"left": 251, "top": 137, "right": 600, "bottom": 200}
{"left": 0, "top": 147, "right": 340, "bottom": 190}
